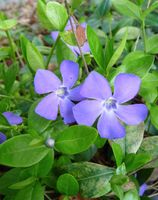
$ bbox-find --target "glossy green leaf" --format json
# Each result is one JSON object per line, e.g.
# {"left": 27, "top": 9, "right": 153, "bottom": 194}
{"left": 123, "top": 189, "right": 139, "bottom": 200}
{"left": 46, "top": 2, "right": 68, "bottom": 31}
{"left": 26, "top": 41, "right": 45, "bottom": 72}
{"left": 65, "top": 162, "right": 114, "bottom": 198}
{"left": 0, "top": 19, "right": 17, "bottom": 30}
{"left": 112, "top": 0, "right": 141, "bottom": 20}
{"left": 70, "top": 0, "right": 83, "bottom": 9}
{"left": 0, "top": 134, "right": 49, "bottom": 167}
{"left": 87, "top": 25, "right": 104, "bottom": 69}
{"left": 57, "top": 173, "right": 79, "bottom": 195}
{"left": 55, "top": 125, "right": 98, "bottom": 155}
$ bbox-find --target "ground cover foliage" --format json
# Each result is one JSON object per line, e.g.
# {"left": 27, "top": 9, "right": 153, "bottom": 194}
{"left": 0, "top": 0, "right": 158, "bottom": 199}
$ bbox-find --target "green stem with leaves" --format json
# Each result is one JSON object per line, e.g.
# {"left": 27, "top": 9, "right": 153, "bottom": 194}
{"left": 5, "top": 30, "right": 17, "bottom": 65}
{"left": 45, "top": 35, "right": 60, "bottom": 68}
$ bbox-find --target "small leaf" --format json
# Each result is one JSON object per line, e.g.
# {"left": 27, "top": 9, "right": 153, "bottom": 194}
{"left": 87, "top": 25, "right": 105, "bottom": 69}
{"left": 111, "top": 142, "right": 124, "bottom": 166}
{"left": 26, "top": 41, "right": 45, "bottom": 72}
{"left": 57, "top": 173, "right": 79, "bottom": 195}
{"left": 55, "top": 125, "right": 98, "bottom": 155}
{"left": 150, "top": 105, "right": 158, "bottom": 130}
{"left": 147, "top": 35, "right": 158, "bottom": 54}
{"left": 46, "top": 2, "right": 68, "bottom": 31}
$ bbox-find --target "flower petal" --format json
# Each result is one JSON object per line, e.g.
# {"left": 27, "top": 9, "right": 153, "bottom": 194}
{"left": 60, "top": 60, "right": 79, "bottom": 88}
{"left": 0, "top": 132, "right": 6, "bottom": 144}
{"left": 81, "top": 71, "right": 112, "bottom": 100}
{"left": 51, "top": 31, "right": 59, "bottom": 41}
{"left": 113, "top": 73, "right": 141, "bottom": 103}
{"left": 59, "top": 98, "right": 75, "bottom": 124}
{"left": 34, "top": 69, "right": 61, "bottom": 94}
{"left": 73, "top": 42, "right": 90, "bottom": 55}
{"left": 97, "top": 111, "right": 125, "bottom": 139}
{"left": 69, "top": 85, "right": 84, "bottom": 101}
{"left": 73, "top": 100, "right": 102, "bottom": 126}
{"left": 35, "top": 93, "right": 59, "bottom": 120}
{"left": 3, "top": 112, "right": 23, "bottom": 125}
{"left": 115, "top": 104, "right": 148, "bottom": 125}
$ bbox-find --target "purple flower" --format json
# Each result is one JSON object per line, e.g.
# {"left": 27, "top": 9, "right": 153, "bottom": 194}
{"left": 51, "top": 17, "right": 90, "bottom": 56}
{"left": 0, "top": 132, "right": 7, "bottom": 144}
{"left": 0, "top": 112, "right": 23, "bottom": 144}
{"left": 73, "top": 71, "right": 148, "bottom": 139}
{"left": 2, "top": 112, "right": 23, "bottom": 125}
{"left": 139, "top": 183, "right": 147, "bottom": 196}
{"left": 34, "top": 60, "right": 82, "bottom": 124}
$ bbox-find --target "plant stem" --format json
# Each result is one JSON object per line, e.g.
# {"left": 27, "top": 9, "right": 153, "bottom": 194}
{"left": 5, "top": 30, "right": 17, "bottom": 65}
{"left": 45, "top": 35, "right": 60, "bottom": 68}
{"left": 64, "top": 0, "right": 89, "bottom": 75}
{"left": 141, "top": 20, "right": 147, "bottom": 53}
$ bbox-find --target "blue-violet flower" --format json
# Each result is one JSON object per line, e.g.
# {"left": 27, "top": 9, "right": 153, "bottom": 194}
{"left": 73, "top": 71, "right": 148, "bottom": 139}
{"left": 34, "top": 60, "right": 82, "bottom": 124}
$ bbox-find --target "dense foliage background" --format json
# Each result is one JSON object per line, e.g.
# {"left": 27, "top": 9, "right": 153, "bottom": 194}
{"left": 0, "top": 0, "right": 158, "bottom": 199}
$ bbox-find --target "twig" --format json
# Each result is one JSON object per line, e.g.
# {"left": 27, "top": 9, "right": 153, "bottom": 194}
{"left": 64, "top": 0, "right": 89, "bottom": 75}
{"left": 44, "top": 193, "right": 52, "bottom": 200}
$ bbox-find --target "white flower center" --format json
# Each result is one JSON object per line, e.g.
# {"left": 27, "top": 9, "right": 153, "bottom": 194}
{"left": 103, "top": 97, "right": 117, "bottom": 111}
{"left": 56, "top": 86, "right": 69, "bottom": 98}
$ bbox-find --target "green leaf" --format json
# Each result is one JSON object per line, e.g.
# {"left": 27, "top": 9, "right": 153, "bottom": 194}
{"left": 28, "top": 100, "right": 51, "bottom": 134}
{"left": 4, "top": 64, "right": 19, "bottom": 93}
{"left": 147, "top": 35, "right": 158, "bottom": 54}
{"left": 150, "top": 105, "right": 158, "bottom": 130}
{"left": 37, "top": 0, "right": 53, "bottom": 30}
{"left": 9, "top": 177, "right": 36, "bottom": 190}
{"left": 125, "top": 153, "right": 151, "bottom": 172}
{"left": 112, "top": 0, "right": 141, "bottom": 20}
{"left": 15, "top": 182, "right": 44, "bottom": 200}
{"left": 122, "top": 51, "right": 154, "bottom": 77}
{"left": 111, "top": 142, "right": 124, "bottom": 166}
{"left": 0, "top": 134, "right": 49, "bottom": 167}
{"left": 139, "top": 136, "right": 158, "bottom": 168}
{"left": 115, "top": 26, "right": 140, "bottom": 41}
{"left": 123, "top": 189, "right": 139, "bottom": 200}
{"left": 56, "top": 39, "right": 77, "bottom": 65}
{"left": 106, "top": 31, "right": 127, "bottom": 73}
{"left": 26, "top": 41, "right": 45, "bottom": 72}
{"left": 36, "top": 150, "right": 54, "bottom": 177}
{"left": 55, "top": 125, "right": 98, "bottom": 155}
{"left": 143, "top": 2, "right": 158, "bottom": 18}
{"left": 57, "top": 173, "right": 79, "bottom": 195}
{"left": 111, "top": 184, "right": 124, "bottom": 200}
{"left": 87, "top": 25, "right": 104, "bottom": 69}
{"left": 141, "top": 72, "right": 158, "bottom": 88}
{"left": 65, "top": 162, "right": 114, "bottom": 198}
{"left": 46, "top": 2, "right": 68, "bottom": 31}
{"left": 0, "top": 19, "right": 17, "bottom": 30}
{"left": 60, "top": 31, "right": 77, "bottom": 46}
